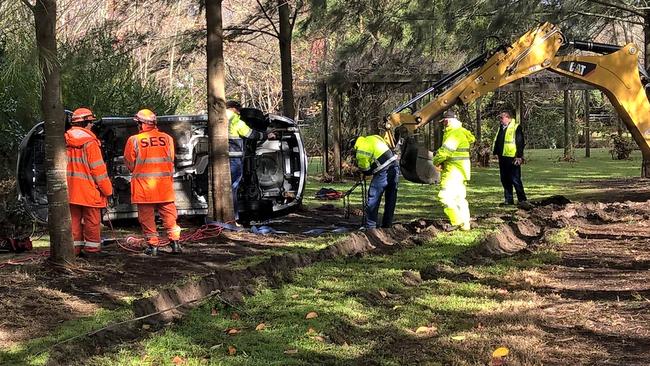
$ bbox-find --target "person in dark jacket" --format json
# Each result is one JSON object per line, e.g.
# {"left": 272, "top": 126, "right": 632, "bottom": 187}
{"left": 492, "top": 110, "right": 528, "bottom": 206}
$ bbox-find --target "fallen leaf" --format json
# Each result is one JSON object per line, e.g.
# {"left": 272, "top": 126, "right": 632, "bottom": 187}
{"left": 496, "top": 289, "right": 509, "bottom": 295}
{"left": 209, "top": 344, "right": 222, "bottom": 350}
{"left": 210, "top": 308, "right": 219, "bottom": 317}
{"left": 451, "top": 335, "right": 466, "bottom": 341}
{"left": 172, "top": 355, "right": 186, "bottom": 365}
{"left": 305, "top": 311, "right": 319, "bottom": 319}
{"left": 227, "top": 346, "right": 237, "bottom": 356}
{"left": 392, "top": 305, "right": 402, "bottom": 310}
{"left": 378, "top": 290, "right": 388, "bottom": 298}
{"left": 255, "top": 323, "right": 266, "bottom": 331}
{"left": 307, "top": 327, "right": 316, "bottom": 334}
{"left": 284, "top": 349, "right": 298, "bottom": 354}
{"left": 141, "top": 324, "right": 151, "bottom": 330}
{"left": 291, "top": 294, "right": 300, "bottom": 299}
{"left": 492, "top": 347, "right": 509, "bottom": 358}
{"left": 415, "top": 326, "right": 437, "bottom": 335}
{"left": 226, "top": 328, "right": 240, "bottom": 335}
{"left": 312, "top": 336, "right": 325, "bottom": 343}
{"left": 231, "top": 312, "right": 240, "bottom": 320}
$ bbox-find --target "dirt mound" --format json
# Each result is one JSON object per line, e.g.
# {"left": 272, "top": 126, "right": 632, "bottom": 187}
{"left": 478, "top": 224, "right": 528, "bottom": 257}
{"left": 464, "top": 197, "right": 650, "bottom": 264}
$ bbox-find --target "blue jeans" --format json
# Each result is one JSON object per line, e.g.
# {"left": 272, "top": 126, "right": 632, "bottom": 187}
{"left": 230, "top": 158, "right": 243, "bottom": 220}
{"left": 365, "top": 162, "right": 399, "bottom": 229}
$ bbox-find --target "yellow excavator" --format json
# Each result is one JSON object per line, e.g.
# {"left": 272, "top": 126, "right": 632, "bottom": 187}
{"left": 388, "top": 22, "right": 650, "bottom": 184}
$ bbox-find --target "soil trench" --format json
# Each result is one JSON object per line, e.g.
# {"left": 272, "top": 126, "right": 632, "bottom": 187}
{"left": 474, "top": 198, "right": 650, "bottom": 365}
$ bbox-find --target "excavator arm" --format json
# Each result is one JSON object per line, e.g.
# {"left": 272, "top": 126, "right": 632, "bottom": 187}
{"left": 388, "top": 22, "right": 650, "bottom": 183}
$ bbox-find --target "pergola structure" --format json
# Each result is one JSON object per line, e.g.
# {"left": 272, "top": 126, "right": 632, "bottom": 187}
{"left": 321, "top": 70, "right": 601, "bottom": 180}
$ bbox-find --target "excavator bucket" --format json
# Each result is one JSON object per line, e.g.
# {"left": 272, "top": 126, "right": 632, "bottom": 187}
{"left": 399, "top": 137, "right": 439, "bottom": 184}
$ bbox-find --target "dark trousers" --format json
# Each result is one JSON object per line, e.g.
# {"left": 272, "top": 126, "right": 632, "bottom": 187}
{"left": 498, "top": 156, "right": 527, "bottom": 203}
{"left": 365, "top": 162, "right": 399, "bottom": 229}
{"left": 230, "top": 157, "right": 243, "bottom": 220}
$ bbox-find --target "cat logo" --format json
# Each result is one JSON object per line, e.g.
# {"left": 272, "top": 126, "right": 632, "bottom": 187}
{"left": 558, "top": 61, "right": 597, "bottom": 77}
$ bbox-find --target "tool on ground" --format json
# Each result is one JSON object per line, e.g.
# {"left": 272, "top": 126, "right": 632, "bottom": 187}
{"left": 343, "top": 178, "right": 367, "bottom": 226}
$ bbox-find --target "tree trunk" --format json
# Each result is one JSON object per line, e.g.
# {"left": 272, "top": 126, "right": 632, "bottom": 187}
{"left": 642, "top": 17, "right": 650, "bottom": 179}
{"left": 584, "top": 90, "right": 590, "bottom": 158}
{"left": 643, "top": 8, "right": 650, "bottom": 70}
{"left": 205, "top": 0, "right": 234, "bottom": 221}
{"left": 31, "top": 0, "right": 74, "bottom": 265}
{"left": 563, "top": 90, "right": 573, "bottom": 159}
{"left": 278, "top": 0, "right": 295, "bottom": 119}
{"left": 475, "top": 97, "right": 482, "bottom": 143}
{"left": 332, "top": 90, "right": 342, "bottom": 181}
{"left": 321, "top": 83, "right": 329, "bottom": 176}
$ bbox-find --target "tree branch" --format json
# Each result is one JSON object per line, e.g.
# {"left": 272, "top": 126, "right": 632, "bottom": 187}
{"left": 256, "top": 0, "right": 280, "bottom": 36}
{"left": 573, "top": 9, "right": 644, "bottom": 25}
{"left": 19, "top": 0, "right": 34, "bottom": 11}
{"left": 224, "top": 26, "right": 279, "bottom": 39}
{"left": 290, "top": 0, "right": 301, "bottom": 30}
{"left": 586, "top": 0, "right": 644, "bottom": 17}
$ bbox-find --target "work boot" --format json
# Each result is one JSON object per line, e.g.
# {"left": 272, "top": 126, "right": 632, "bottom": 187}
{"left": 498, "top": 201, "right": 515, "bottom": 207}
{"left": 170, "top": 240, "right": 182, "bottom": 254}
{"left": 144, "top": 246, "right": 158, "bottom": 256}
{"left": 442, "top": 223, "right": 460, "bottom": 232}
{"left": 517, "top": 201, "right": 534, "bottom": 210}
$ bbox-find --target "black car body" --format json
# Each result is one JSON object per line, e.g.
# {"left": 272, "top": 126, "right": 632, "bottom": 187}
{"left": 16, "top": 110, "right": 308, "bottom": 223}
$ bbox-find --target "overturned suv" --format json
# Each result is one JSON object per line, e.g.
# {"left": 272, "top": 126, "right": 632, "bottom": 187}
{"left": 16, "top": 109, "right": 308, "bottom": 223}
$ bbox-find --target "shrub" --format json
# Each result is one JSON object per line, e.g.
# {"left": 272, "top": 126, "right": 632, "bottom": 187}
{"left": 608, "top": 134, "right": 635, "bottom": 160}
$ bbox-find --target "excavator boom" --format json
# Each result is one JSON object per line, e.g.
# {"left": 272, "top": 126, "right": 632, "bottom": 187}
{"left": 389, "top": 23, "right": 650, "bottom": 183}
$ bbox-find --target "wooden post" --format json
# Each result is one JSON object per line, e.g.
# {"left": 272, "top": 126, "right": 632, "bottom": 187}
{"left": 332, "top": 90, "right": 342, "bottom": 181}
{"left": 322, "top": 82, "right": 329, "bottom": 175}
{"left": 617, "top": 117, "right": 623, "bottom": 136}
{"left": 563, "top": 90, "right": 572, "bottom": 159}
{"left": 584, "top": 90, "right": 590, "bottom": 158}
{"left": 476, "top": 97, "right": 482, "bottom": 143}
{"left": 515, "top": 91, "right": 523, "bottom": 125}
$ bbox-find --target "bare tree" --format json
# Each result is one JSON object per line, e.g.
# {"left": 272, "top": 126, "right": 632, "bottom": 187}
{"left": 206, "top": 0, "right": 235, "bottom": 221}
{"left": 21, "top": 0, "right": 75, "bottom": 264}
{"left": 225, "top": 0, "right": 304, "bottom": 119}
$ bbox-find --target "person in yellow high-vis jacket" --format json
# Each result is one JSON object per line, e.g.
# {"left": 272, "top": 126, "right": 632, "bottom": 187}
{"left": 353, "top": 135, "right": 399, "bottom": 229}
{"left": 433, "top": 110, "right": 475, "bottom": 231}
{"left": 226, "top": 101, "right": 274, "bottom": 222}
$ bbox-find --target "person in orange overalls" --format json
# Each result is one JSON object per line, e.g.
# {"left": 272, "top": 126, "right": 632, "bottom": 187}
{"left": 123, "top": 109, "right": 181, "bottom": 256}
{"left": 65, "top": 108, "right": 113, "bottom": 255}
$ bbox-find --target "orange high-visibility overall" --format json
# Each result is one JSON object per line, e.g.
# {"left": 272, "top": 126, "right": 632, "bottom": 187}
{"left": 124, "top": 126, "right": 181, "bottom": 245}
{"left": 65, "top": 126, "right": 113, "bottom": 254}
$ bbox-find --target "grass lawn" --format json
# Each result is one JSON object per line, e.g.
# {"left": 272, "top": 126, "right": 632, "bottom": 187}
{"left": 304, "top": 148, "right": 642, "bottom": 221}
{"left": 1, "top": 148, "right": 643, "bottom": 365}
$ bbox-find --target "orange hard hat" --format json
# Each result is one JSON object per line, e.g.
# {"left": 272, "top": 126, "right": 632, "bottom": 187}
{"left": 71, "top": 107, "right": 96, "bottom": 124}
{"left": 134, "top": 109, "right": 157, "bottom": 124}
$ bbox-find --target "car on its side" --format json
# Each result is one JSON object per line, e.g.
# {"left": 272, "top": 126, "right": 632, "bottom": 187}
{"left": 16, "top": 109, "right": 308, "bottom": 223}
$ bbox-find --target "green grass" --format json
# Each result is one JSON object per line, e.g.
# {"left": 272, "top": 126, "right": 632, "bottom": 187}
{"left": 305, "top": 148, "right": 642, "bottom": 221}
{"left": 83, "top": 230, "right": 560, "bottom": 365}
{"left": 227, "top": 235, "right": 344, "bottom": 269}
{"left": 3, "top": 148, "right": 642, "bottom": 365}
{"left": 0, "top": 307, "right": 133, "bottom": 366}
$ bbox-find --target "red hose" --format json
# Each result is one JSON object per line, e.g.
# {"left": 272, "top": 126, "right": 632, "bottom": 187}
{"left": 0, "top": 222, "right": 226, "bottom": 268}
{"left": 111, "top": 222, "right": 225, "bottom": 253}
{"left": 0, "top": 251, "right": 49, "bottom": 269}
